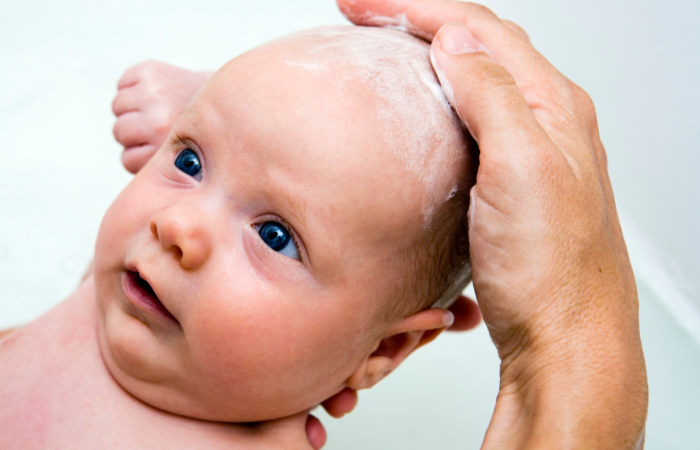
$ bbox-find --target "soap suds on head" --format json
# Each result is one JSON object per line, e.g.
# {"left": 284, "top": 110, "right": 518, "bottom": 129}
{"left": 365, "top": 13, "right": 412, "bottom": 32}
{"left": 429, "top": 46, "right": 455, "bottom": 108}
{"left": 362, "top": 13, "right": 434, "bottom": 41}
{"left": 430, "top": 45, "right": 481, "bottom": 142}
{"left": 446, "top": 184, "right": 459, "bottom": 201}
{"left": 279, "top": 26, "right": 466, "bottom": 229}
{"left": 284, "top": 60, "right": 329, "bottom": 74}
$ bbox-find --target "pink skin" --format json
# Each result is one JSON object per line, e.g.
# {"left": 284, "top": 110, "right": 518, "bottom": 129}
{"left": 96, "top": 38, "right": 456, "bottom": 423}
{"left": 0, "top": 281, "right": 321, "bottom": 450}
{"left": 111, "top": 55, "right": 482, "bottom": 450}
{"left": 112, "top": 61, "right": 213, "bottom": 174}
{"left": 107, "top": 0, "right": 647, "bottom": 446}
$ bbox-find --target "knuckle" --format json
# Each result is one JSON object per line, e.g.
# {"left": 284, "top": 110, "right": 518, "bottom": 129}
{"left": 151, "top": 108, "right": 173, "bottom": 130}
{"left": 118, "top": 61, "right": 157, "bottom": 88}
{"left": 131, "top": 62, "right": 151, "bottom": 76}
{"left": 465, "top": 2, "right": 498, "bottom": 19}
{"left": 147, "top": 60, "right": 169, "bottom": 77}
{"left": 135, "top": 60, "right": 161, "bottom": 80}
{"left": 571, "top": 84, "right": 597, "bottom": 126}
{"left": 141, "top": 64, "right": 156, "bottom": 79}
{"left": 143, "top": 83, "right": 159, "bottom": 100}
{"left": 503, "top": 19, "right": 530, "bottom": 42}
{"left": 527, "top": 79, "right": 598, "bottom": 135}
{"left": 596, "top": 144, "right": 609, "bottom": 170}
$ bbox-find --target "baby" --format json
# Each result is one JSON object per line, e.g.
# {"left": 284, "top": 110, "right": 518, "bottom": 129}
{"left": 0, "top": 26, "right": 477, "bottom": 447}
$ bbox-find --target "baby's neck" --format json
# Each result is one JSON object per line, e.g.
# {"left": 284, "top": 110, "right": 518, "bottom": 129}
{"left": 0, "top": 278, "right": 312, "bottom": 449}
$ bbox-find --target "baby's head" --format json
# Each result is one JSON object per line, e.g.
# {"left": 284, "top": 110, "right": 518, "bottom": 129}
{"left": 94, "top": 26, "right": 477, "bottom": 422}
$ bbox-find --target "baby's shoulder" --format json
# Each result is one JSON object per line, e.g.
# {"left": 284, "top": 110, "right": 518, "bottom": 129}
{"left": 0, "top": 278, "right": 99, "bottom": 379}
{"left": 0, "top": 281, "right": 106, "bottom": 445}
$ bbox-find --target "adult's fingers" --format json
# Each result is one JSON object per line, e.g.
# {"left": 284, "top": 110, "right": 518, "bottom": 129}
{"left": 339, "top": 1, "right": 539, "bottom": 77}
{"left": 447, "top": 295, "right": 482, "bottom": 331}
{"left": 339, "top": 0, "right": 466, "bottom": 38}
{"left": 430, "top": 22, "right": 562, "bottom": 171}
{"left": 502, "top": 19, "right": 530, "bottom": 43}
{"left": 321, "top": 387, "right": 358, "bottom": 418}
{"left": 339, "top": 1, "right": 592, "bottom": 164}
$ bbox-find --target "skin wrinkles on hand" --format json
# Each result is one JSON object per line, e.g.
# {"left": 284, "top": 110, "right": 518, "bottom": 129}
{"left": 338, "top": 1, "right": 647, "bottom": 449}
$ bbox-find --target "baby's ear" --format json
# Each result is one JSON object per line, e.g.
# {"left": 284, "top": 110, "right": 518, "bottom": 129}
{"left": 346, "top": 308, "right": 453, "bottom": 391}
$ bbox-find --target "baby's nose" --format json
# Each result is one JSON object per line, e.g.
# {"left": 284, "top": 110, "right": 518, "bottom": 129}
{"left": 150, "top": 203, "right": 212, "bottom": 270}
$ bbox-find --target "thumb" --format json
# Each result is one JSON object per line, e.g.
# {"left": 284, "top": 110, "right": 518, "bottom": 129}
{"left": 430, "top": 21, "right": 546, "bottom": 154}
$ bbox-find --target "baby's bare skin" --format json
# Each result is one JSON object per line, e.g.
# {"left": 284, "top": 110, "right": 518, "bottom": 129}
{"left": 1, "top": 27, "right": 464, "bottom": 447}
{"left": 0, "top": 278, "right": 313, "bottom": 449}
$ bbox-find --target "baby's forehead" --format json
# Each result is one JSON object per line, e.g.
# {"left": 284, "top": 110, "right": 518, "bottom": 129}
{"left": 200, "top": 26, "right": 466, "bottom": 231}
{"left": 232, "top": 27, "right": 463, "bottom": 223}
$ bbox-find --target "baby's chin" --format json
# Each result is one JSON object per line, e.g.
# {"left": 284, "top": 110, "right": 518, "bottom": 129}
{"left": 96, "top": 313, "right": 325, "bottom": 422}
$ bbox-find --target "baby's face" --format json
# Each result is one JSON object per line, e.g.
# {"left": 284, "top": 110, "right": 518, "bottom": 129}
{"left": 95, "top": 33, "right": 460, "bottom": 422}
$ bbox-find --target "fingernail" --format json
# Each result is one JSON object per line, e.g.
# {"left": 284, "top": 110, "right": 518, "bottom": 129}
{"left": 443, "top": 311, "right": 455, "bottom": 327}
{"left": 429, "top": 46, "right": 456, "bottom": 108}
{"left": 437, "top": 22, "right": 480, "bottom": 55}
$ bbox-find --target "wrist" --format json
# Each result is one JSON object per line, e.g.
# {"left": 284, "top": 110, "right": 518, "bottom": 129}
{"left": 484, "top": 292, "right": 648, "bottom": 450}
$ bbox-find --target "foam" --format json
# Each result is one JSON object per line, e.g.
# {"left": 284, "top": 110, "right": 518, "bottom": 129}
{"left": 362, "top": 13, "right": 434, "bottom": 41}
{"left": 278, "top": 26, "right": 466, "bottom": 228}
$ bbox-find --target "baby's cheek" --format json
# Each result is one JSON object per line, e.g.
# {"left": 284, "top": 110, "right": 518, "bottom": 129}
{"left": 96, "top": 186, "right": 145, "bottom": 256}
{"left": 101, "top": 303, "right": 174, "bottom": 384}
{"left": 186, "top": 298, "right": 329, "bottom": 399}
{"left": 187, "top": 307, "right": 285, "bottom": 381}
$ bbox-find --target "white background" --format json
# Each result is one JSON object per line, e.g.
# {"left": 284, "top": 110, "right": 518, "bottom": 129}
{"left": 1, "top": 0, "right": 698, "bottom": 448}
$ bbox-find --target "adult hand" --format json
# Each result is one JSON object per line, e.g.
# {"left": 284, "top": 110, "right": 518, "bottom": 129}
{"left": 338, "top": 0, "right": 648, "bottom": 448}
{"left": 112, "top": 61, "right": 212, "bottom": 174}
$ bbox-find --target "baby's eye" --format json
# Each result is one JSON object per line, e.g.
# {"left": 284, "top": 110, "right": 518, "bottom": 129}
{"left": 174, "top": 148, "right": 202, "bottom": 181}
{"left": 257, "top": 221, "right": 300, "bottom": 261}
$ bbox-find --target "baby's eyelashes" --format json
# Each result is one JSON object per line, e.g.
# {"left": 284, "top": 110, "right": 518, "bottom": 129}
{"left": 256, "top": 221, "right": 301, "bottom": 261}
{"left": 174, "top": 148, "right": 203, "bottom": 181}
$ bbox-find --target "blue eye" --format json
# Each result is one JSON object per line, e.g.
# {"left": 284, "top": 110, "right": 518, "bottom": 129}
{"left": 258, "top": 221, "right": 300, "bottom": 261}
{"left": 174, "top": 149, "right": 202, "bottom": 181}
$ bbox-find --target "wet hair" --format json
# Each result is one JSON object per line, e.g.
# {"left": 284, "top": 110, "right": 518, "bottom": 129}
{"left": 391, "top": 163, "right": 477, "bottom": 318}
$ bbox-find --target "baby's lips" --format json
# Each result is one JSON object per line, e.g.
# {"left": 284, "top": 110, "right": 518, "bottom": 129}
{"left": 123, "top": 269, "right": 180, "bottom": 325}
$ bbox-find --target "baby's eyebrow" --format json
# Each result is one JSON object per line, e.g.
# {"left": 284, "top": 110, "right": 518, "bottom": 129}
{"left": 168, "top": 133, "right": 191, "bottom": 149}
{"left": 272, "top": 184, "right": 308, "bottom": 234}
{"left": 173, "top": 105, "right": 204, "bottom": 134}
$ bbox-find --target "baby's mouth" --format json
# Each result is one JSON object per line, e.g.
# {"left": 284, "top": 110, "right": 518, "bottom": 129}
{"left": 123, "top": 270, "right": 179, "bottom": 324}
